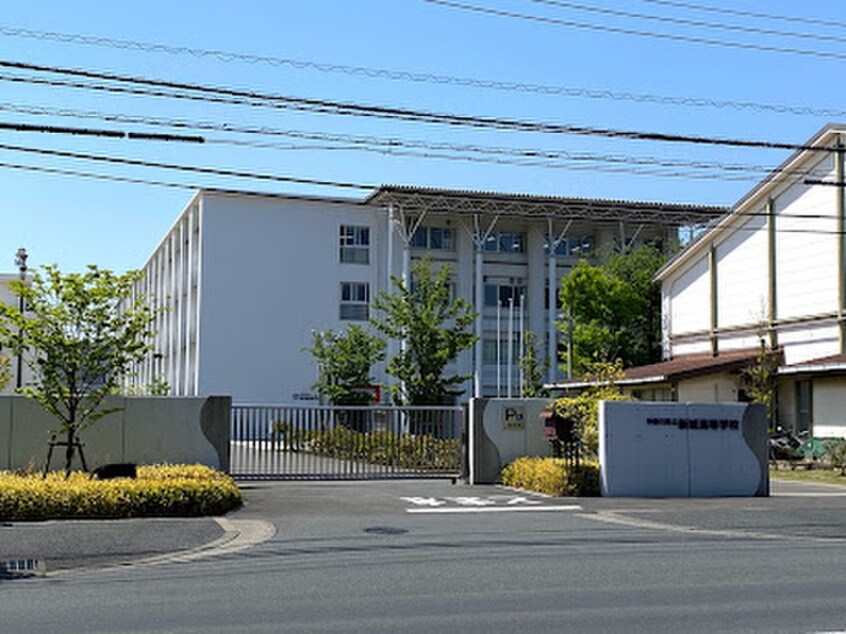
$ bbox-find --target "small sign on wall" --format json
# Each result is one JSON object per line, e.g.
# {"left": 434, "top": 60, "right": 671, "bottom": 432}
{"left": 503, "top": 406, "right": 525, "bottom": 430}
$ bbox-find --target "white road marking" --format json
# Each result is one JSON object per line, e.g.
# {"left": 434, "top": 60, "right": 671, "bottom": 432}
{"left": 407, "top": 505, "right": 582, "bottom": 514}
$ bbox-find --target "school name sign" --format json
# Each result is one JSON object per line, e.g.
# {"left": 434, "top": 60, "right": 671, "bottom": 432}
{"left": 599, "top": 401, "right": 769, "bottom": 497}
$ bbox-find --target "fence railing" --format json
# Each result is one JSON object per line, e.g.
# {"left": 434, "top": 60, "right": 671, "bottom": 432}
{"left": 230, "top": 404, "right": 465, "bottom": 480}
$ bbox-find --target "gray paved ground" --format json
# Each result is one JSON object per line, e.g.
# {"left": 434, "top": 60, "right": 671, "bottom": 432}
{"left": 2, "top": 476, "right": 845, "bottom": 633}
{"left": 1, "top": 475, "right": 845, "bottom": 576}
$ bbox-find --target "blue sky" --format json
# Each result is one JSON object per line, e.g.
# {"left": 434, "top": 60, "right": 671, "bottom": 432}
{"left": 0, "top": 0, "right": 842, "bottom": 272}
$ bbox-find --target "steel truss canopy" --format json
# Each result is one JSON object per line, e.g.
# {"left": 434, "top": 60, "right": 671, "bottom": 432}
{"left": 366, "top": 185, "right": 729, "bottom": 227}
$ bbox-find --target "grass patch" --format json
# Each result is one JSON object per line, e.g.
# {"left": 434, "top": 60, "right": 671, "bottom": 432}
{"left": 501, "top": 457, "right": 600, "bottom": 497}
{"left": 0, "top": 464, "right": 242, "bottom": 521}
{"left": 770, "top": 467, "right": 846, "bottom": 488}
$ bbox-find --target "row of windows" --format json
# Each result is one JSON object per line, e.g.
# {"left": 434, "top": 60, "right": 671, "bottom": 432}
{"left": 340, "top": 225, "right": 598, "bottom": 262}
{"left": 544, "top": 234, "right": 594, "bottom": 257}
{"left": 411, "top": 226, "right": 454, "bottom": 250}
{"left": 341, "top": 281, "right": 567, "bottom": 320}
{"left": 483, "top": 231, "right": 525, "bottom": 254}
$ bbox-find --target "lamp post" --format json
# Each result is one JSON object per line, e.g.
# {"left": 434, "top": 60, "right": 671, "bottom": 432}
{"left": 14, "top": 247, "right": 27, "bottom": 389}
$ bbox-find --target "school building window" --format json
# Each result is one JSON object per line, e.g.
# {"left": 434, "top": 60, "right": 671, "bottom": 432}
{"left": 339, "top": 225, "right": 370, "bottom": 264}
{"left": 411, "top": 226, "right": 455, "bottom": 250}
{"left": 340, "top": 282, "right": 370, "bottom": 320}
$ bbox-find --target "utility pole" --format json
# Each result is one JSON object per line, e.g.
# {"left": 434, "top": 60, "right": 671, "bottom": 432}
{"left": 14, "top": 247, "right": 27, "bottom": 389}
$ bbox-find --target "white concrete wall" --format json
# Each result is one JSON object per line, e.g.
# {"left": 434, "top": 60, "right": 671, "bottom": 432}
{"left": 811, "top": 378, "right": 846, "bottom": 438}
{"left": 677, "top": 373, "right": 740, "bottom": 403}
{"left": 667, "top": 255, "right": 710, "bottom": 344}
{"left": 1, "top": 396, "right": 230, "bottom": 472}
{"left": 599, "top": 401, "right": 769, "bottom": 497}
{"left": 774, "top": 156, "right": 837, "bottom": 323}
{"left": 198, "top": 193, "right": 383, "bottom": 404}
{"left": 715, "top": 212, "right": 768, "bottom": 328}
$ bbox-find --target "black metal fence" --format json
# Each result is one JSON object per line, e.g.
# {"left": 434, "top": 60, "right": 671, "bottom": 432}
{"left": 230, "top": 404, "right": 465, "bottom": 480}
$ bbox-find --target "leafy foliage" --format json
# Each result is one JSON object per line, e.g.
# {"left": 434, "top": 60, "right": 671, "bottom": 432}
{"left": 0, "top": 265, "right": 157, "bottom": 474}
{"left": 0, "top": 355, "right": 10, "bottom": 391}
{"left": 546, "top": 360, "right": 633, "bottom": 457}
{"left": 518, "top": 330, "right": 549, "bottom": 398}
{"left": 0, "top": 464, "right": 242, "bottom": 520}
{"left": 305, "top": 325, "right": 386, "bottom": 405}
{"left": 827, "top": 441, "right": 846, "bottom": 476}
{"left": 272, "top": 422, "right": 461, "bottom": 472}
{"left": 371, "top": 258, "right": 477, "bottom": 404}
{"left": 501, "top": 457, "right": 600, "bottom": 496}
{"left": 741, "top": 339, "right": 780, "bottom": 422}
{"left": 559, "top": 243, "right": 667, "bottom": 374}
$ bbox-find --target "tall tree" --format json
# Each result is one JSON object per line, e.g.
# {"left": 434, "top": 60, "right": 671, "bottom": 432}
{"left": 559, "top": 243, "right": 668, "bottom": 374}
{"left": 0, "top": 265, "right": 157, "bottom": 475}
{"left": 518, "top": 330, "right": 549, "bottom": 398}
{"left": 305, "top": 325, "right": 386, "bottom": 405}
{"left": 371, "top": 258, "right": 477, "bottom": 405}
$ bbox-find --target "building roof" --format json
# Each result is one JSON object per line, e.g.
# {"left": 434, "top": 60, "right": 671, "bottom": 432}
{"left": 779, "top": 353, "right": 846, "bottom": 376}
{"left": 365, "top": 185, "right": 728, "bottom": 226}
{"left": 656, "top": 123, "right": 846, "bottom": 281}
{"left": 551, "top": 348, "right": 765, "bottom": 390}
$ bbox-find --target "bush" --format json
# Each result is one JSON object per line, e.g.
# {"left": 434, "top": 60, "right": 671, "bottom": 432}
{"left": 501, "top": 457, "right": 600, "bottom": 497}
{"left": 273, "top": 422, "right": 461, "bottom": 472}
{"left": 827, "top": 441, "right": 846, "bottom": 475}
{"left": 0, "top": 464, "right": 242, "bottom": 521}
{"left": 546, "top": 360, "right": 632, "bottom": 458}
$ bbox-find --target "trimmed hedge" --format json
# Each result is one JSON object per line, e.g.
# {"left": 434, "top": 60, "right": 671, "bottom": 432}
{"left": 0, "top": 464, "right": 242, "bottom": 521}
{"left": 274, "top": 423, "right": 462, "bottom": 472}
{"left": 501, "top": 457, "right": 600, "bottom": 497}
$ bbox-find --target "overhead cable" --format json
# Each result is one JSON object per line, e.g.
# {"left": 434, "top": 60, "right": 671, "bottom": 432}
{"left": 0, "top": 23, "right": 841, "bottom": 117}
{"left": 529, "top": 0, "right": 846, "bottom": 46}
{"left": 422, "top": 0, "right": 846, "bottom": 62}
{"left": 0, "top": 61, "right": 835, "bottom": 153}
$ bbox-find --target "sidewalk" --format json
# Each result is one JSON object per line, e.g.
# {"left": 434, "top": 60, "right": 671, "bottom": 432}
{"left": 0, "top": 516, "right": 227, "bottom": 575}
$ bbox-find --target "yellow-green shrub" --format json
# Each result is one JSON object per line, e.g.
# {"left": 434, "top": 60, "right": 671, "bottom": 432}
{"left": 0, "top": 464, "right": 242, "bottom": 520}
{"left": 501, "top": 457, "right": 600, "bottom": 497}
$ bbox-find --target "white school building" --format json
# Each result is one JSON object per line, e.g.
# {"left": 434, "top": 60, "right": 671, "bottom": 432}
{"left": 593, "top": 124, "right": 846, "bottom": 439}
{"left": 131, "top": 186, "right": 722, "bottom": 404}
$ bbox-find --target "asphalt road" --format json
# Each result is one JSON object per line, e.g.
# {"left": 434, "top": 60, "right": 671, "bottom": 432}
{"left": 2, "top": 478, "right": 845, "bottom": 633}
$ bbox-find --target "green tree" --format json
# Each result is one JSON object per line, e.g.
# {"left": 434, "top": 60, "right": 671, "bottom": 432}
{"left": 305, "top": 325, "right": 386, "bottom": 405}
{"left": 559, "top": 243, "right": 667, "bottom": 374}
{"left": 0, "top": 355, "right": 10, "bottom": 391}
{"left": 518, "top": 330, "right": 549, "bottom": 398}
{"left": 741, "top": 337, "right": 780, "bottom": 426}
{"left": 0, "top": 265, "right": 157, "bottom": 475}
{"left": 547, "top": 360, "right": 633, "bottom": 457}
{"left": 371, "top": 258, "right": 477, "bottom": 405}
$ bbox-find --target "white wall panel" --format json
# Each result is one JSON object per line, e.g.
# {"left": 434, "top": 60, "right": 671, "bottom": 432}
{"left": 813, "top": 378, "right": 846, "bottom": 439}
{"left": 775, "top": 161, "right": 838, "bottom": 321}
{"left": 198, "top": 194, "right": 382, "bottom": 403}
{"left": 667, "top": 255, "right": 710, "bottom": 335}
{"left": 715, "top": 213, "right": 768, "bottom": 328}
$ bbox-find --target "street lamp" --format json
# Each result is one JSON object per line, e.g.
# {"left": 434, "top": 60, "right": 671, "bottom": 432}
{"left": 14, "top": 247, "right": 27, "bottom": 389}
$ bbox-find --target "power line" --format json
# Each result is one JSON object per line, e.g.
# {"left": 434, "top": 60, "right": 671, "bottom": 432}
{"left": 423, "top": 0, "right": 846, "bottom": 62}
{"left": 5, "top": 157, "right": 846, "bottom": 239}
{"left": 0, "top": 23, "right": 842, "bottom": 119}
{"left": 0, "top": 141, "right": 376, "bottom": 191}
{"left": 0, "top": 61, "right": 835, "bottom": 154}
{"left": 0, "top": 120, "right": 202, "bottom": 142}
{"left": 640, "top": 0, "right": 846, "bottom": 32}
{"left": 0, "top": 100, "right": 802, "bottom": 177}
{"left": 529, "top": 0, "right": 846, "bottom": 46}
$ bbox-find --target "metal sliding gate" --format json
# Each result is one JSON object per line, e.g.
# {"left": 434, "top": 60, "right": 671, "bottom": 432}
{"left": 230, "top": 404, "right": 465, "bottom": 480}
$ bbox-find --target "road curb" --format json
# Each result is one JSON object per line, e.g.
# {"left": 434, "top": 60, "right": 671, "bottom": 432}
{"left": 47, "top": 518, "right": 277, "bottom": 576}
